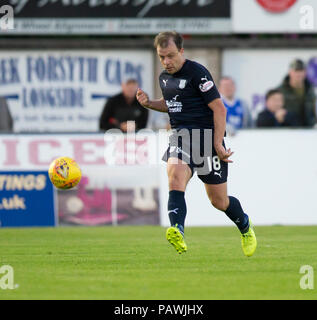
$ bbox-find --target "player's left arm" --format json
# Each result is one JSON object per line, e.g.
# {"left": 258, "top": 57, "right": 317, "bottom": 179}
{"left": 193, "top": 65, "right": 233, "bottom": 163}
{"left": 208, "top": 98, "right": 233, "bottom": 163}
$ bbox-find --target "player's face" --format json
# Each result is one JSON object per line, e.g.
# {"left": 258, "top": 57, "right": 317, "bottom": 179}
{"left": 157, "top": 40, "right": 185, "bottom": 74}
{"left": 266, "top": 93, "right": 284, "bottom": 112}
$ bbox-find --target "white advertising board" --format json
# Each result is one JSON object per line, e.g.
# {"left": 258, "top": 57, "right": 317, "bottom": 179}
{"left": 232, "top": 0, "right": 317, "bottom": 33}
{"left": 7, "top": 18, "right": 231, "bottom": 35}
{"left": 159, "top": 130, "right": 317, "bottom": 226}
{"left": 0, "top": 50, "right": 153, "bottom": 132}
{"left": 1, "top": 130, "right": 317, "bottom": 226}
{"left": 0, "top": 133, "right": 159, "bottom": 189}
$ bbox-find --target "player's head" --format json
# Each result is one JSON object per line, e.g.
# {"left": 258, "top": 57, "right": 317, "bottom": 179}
{"left": 265, "top": 89, "right": 284, "bottom": 113}
{"left": 121, "top": 78, "right": 139, "bottom": 100}
{"left": 219, "top": 76, "right": 236, "bottom": 100}
{"left": 288, "top": 59, "right": 306, "bottom": 87}
{"left": 154, "top": 31, "right": 185, "bottom": 74}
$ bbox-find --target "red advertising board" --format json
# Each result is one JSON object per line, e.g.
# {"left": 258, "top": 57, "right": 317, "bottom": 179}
{"left": 256, "top": 0, "right": 297, "bottom": 13}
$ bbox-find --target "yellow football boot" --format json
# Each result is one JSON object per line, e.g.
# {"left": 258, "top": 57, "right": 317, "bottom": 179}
{"left": 241, "top": 219, "right": 257, "bottom": 257}
{"left": 166, "top": 224, "right": 187, "bottom": 254}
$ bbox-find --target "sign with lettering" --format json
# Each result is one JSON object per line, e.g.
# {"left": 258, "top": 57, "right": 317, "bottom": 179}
{"left": 0, "top": 134, "right": 160, "bottom": 227}
{"left": 1, "top": 0, "right": 231, "bottom": 34}
{"left": 0, "top": 171, "right": 57, "bottom": 227}
{"left": 0, "top": 50, "right": 153, "bottom": 132}
{"left": 0, "top": 133, "right": 158, "bottom": 170}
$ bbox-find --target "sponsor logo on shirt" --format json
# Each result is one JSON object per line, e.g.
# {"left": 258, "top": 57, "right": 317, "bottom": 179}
{"left": 199, "top": 76, "right": 214, "bottom": 92}
{"left": 166, "top": 95, "right": 182, "bottom": 113}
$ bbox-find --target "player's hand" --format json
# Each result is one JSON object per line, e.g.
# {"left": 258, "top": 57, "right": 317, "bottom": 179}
{"left": 214, "top": 145, "right": 234, "bottom": 163}
{"left": 120, "top": 122, "right": 127, "bottom": 132}
{"left": 136, "top": 88, "right": 150, "bottom": 108}
{"left": 120, "top": 121, "right": 135, "bottom": 133}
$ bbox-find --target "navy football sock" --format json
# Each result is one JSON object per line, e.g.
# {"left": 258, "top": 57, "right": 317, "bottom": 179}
{"left": 168, "top": 190, "right": 187, "bottom": 236}
{"left": 224, "top": 196, "right": 249, "bottom": 234}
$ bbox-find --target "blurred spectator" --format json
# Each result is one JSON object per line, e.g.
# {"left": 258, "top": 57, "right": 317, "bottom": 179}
{"left": 99, "top": 79, "right": 148, "bottom": 132}
{"left": 256, "top": 89, "right": 299, "bottom": 127}
{"left": 219, "top": 76, "right": 253, "bottom": 133}
{"left": 0, "top": 97, "right": 13, "bottom": 132}
{"left": 278, "top": 59, "right": 316, "bottom": 127}
{"left": 147, "top": 110, "right": 170, "bottom": 131}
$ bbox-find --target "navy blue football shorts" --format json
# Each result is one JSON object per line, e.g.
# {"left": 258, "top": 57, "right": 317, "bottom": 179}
{"left": 162, "top": 128, "right": 228, "bottom": 185}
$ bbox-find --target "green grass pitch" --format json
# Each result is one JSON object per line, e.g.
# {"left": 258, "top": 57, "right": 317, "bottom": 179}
{"left": 0, "top": 225, "right": 316, "bottom": 300}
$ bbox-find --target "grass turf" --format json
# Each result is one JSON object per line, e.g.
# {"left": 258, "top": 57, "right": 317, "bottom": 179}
{"left": 0, "top": 225, "right": 316, "bottom": 300}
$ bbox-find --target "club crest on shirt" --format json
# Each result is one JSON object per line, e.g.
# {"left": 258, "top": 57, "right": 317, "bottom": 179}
{"left": 179, "top": 79, "right": 187, "bottom": 89}
{"left": 199, "top": 76, "right": 214, "bottom": 92}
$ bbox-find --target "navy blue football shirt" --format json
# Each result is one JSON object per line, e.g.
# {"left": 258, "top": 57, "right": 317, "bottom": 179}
{"left": 159, "top": 59, "right": 220, "bottom": 129}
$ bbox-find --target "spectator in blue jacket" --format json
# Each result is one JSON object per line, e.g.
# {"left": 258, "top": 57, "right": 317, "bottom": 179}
{"left": 219, "top": 76, "right": 253, "bottom": 134}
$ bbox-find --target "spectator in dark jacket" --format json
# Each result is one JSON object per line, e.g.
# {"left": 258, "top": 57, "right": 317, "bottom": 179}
{"left": 99, "top": 79, "right": 148, "bottom": 132}
{"left": 278, "top": 59, "right": 316, "bottom": 127}
{"left": 257, "top": 89, "right": 299, "bottom": 127}
{"left": 0, "top": 97, "right": 13, "bottom": 132}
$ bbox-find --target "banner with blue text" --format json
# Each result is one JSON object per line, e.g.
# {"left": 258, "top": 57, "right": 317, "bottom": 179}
{"left": 0, "top": 50, "right": 153, "bottom": 132}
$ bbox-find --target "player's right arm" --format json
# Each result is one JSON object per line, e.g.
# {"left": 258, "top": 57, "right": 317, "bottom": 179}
{"left": 136, "top": 88, "right": 168, "bottom": 113}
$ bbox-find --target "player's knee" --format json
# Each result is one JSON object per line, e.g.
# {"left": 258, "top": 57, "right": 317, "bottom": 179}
{"left": 169, "top": 178, "right": 185, "bottom": 190}
{"left": 210, "top": 197, "right": 228, "bottom": 212}
{"left": 168, "top": 172, "right": 185, "bottom": 190}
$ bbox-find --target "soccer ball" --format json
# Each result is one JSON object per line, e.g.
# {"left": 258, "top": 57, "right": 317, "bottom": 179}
{"left": 48, "top": 157, "right": 82, "bottom": 190}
